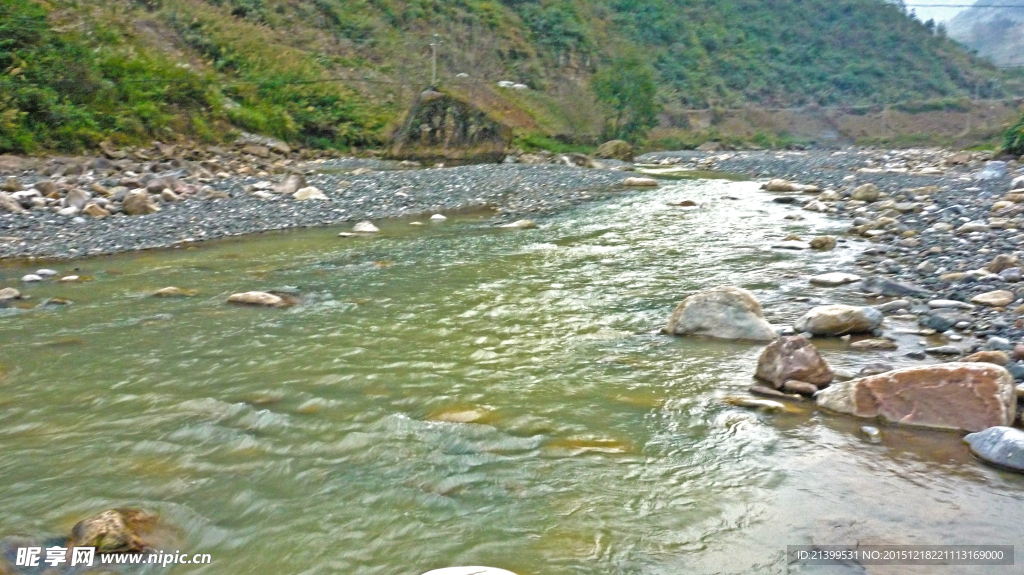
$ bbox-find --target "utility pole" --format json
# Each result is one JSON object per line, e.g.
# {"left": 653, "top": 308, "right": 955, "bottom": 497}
{"left": 430, "top": 34, "right": 441, "bottom": 87}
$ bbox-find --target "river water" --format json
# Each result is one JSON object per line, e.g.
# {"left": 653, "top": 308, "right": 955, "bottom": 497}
{"left": 0, "top": 177, "right": 1021, "bottom": 574}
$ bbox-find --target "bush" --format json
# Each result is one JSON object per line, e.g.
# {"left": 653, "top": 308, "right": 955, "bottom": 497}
{"left": 1005, "top": 114, "right": 1024, "bottom": 156}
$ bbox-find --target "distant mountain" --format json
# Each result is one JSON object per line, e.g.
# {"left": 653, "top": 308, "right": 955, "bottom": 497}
{"left": 948, "top": 0, "right": 1024, "bottom": 67}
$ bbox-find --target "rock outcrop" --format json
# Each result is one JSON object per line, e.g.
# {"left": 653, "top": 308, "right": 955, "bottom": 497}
{"left": 388, "top": 90, "right": 513, "bottom": 163}
{"left": 755, "top": 335, "right": 834, "bottom": 388}
{"left": 815, "top": 363, "right": 1017, "bottom": 432}
{"left": 664, "top": 286, "right": 778, "bottom": 341}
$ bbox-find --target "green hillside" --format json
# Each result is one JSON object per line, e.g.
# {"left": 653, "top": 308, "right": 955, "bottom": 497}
{"left": 0, "top": 0, "right": 1017, "bottom": 154}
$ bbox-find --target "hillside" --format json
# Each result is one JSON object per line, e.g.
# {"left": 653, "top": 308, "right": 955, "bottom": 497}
{"left": 948, "top": 0, "right": 1024, "bottom": 68}
{"left": 0, "top": 0, "right": 1017, "bottom": 154}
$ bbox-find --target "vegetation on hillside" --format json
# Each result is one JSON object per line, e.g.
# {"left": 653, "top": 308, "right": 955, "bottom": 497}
{"left": 0, "top": 0, "right": 1019, "bottom": 154}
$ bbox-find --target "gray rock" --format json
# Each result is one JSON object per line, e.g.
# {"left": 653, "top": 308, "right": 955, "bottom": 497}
{"left": 794, "top": 304, "right": 883, "bottom": 336}
{"left": 665, "top": 286, "right": 778, "bottom": 341}
{"left": 925, "top": 345, "right": 962, "bottom": 355}
{"left": 861, "top": 425, "right": 882, "bottom": 444}
{"left": 876, "top": 299, "right": 910, "bottom": 313}
{"left": 21, "top": 274, "right": 43, "bottom": 282}
{"left": 809, "top": 272, "right": 861, "bottom": 287}
{"left": 928, "top": 299, "right": 974, "bottom": 310}
{"left": 65, "top": 188, "right": 91, "bottom": 210}
{"left": 859, "top": 276, "right": 930, "bottom": 298}
{"left": 0, "top": 191, "right": 25, "bottom": 213}
{"left": 964, "top": 426, "right": 1024, "bottom": 473}
{"left": 974, "top": 161, "right": 1007, "bottom": 181}
{"left": 923, "top": 313, "right": 959, "bottom": 332}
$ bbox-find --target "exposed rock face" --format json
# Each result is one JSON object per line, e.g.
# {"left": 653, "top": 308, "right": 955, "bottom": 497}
{"left": 389, "top": 90, "right": 513, "bottom": 163}
{"left": 595, "top": 140, "right": 634, "bottom": 161}
{"left": 964, "top": 426, "right": 1024, "bottom": 474}
{"left": 664, "top": 286, "right": 778, "bottom": 341}
{"left": 755, "top": 335, "right": 834, "bottom": 388}
{"left": 69, "top": 509, "right": 159, "bottom": 554}
{"left": 793, "top": 304, "right": 883, "bottom": 336}
{"left": 815, "top": 363, "right": 1017, "bottom": 432}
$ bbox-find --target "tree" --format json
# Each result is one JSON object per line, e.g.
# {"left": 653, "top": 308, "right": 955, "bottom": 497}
{"left": 592, "top": 53, "right": 660, "bottom": 143}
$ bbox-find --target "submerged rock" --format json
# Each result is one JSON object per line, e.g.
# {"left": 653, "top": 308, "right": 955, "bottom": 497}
{"left": 153, "top": 287, "right": 197, "bottom": 298}
{"left": 227, "top": 291, "right": 288, "bottom": 307}
{"left": 849, "top": 338, "right": 898, "bottom": 351}
{"left": 421, "top": 564, "right": 520, "bottom": 568}
{"left": 809, "top": 272, "right": 861, "bottom": 287}
{"left": 755, "top": 335, "right": 834, "bottom": 388}
{"left": 815, "top": 363, "right": 1017, "bottom": 432}
{"left": 499, "top": 220, "right": 537, "bottom": 229}
{"left": 69, "top": 508, "right": 159, "bottom": 554}
{"left": 794, "top": 304, "right": 883, "bottom": 336}
{"left": 964, "top": 426, "right": 1024, "bottom": 474}
{"left": 664, "top": 286, "right": 778, "bottom": 341}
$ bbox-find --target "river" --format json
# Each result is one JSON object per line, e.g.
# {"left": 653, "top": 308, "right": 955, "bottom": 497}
{"left": 0, "top": 175, "right": 1020, "bottom": 574}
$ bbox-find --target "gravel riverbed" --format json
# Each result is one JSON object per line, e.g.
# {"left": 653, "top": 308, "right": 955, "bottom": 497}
{"left": 641, "top": 148, "right": 1024, "bottom": 378}
{"left": 0, "top": 162, "right": 638, "bottom": 260}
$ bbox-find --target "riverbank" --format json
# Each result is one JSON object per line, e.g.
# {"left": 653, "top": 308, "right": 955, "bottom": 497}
{"left": 640, "top": 147, "right": 1024, "bottom": 380}
{"left": 0, "top": 154, "right": 640, "bottom": 260}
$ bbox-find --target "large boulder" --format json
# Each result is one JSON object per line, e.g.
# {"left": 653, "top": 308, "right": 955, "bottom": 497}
{"left": 793, "top": 304, "right": 883, "bottom": 336}
{"left": 964, "top": 426, "right": 1024, "bottom": 473}
{"left": 123, "top": 190, "right": 160, "bottom": 216}
{"left": 274, "top": 173, "right": 306, "bottom": 195}
{"left": 850, "top": 183, "right": 880, "bottom": 202}
{"left": 0, "top": 191, "right": 24, "bottom": 213}
{"left": 595, "top": 140, "right": 634, "bottom": 161}
{"left": 755, "top": 335, "right": 834, "bottom": 388}
{"left": 664, "top": 286, "right": 778, "bottom": 341}
{"left": 69, "top": 509, "right": 159, "bottom": 554}
{"left": 815, "top": 363, "right": 1017, "bottom": 432}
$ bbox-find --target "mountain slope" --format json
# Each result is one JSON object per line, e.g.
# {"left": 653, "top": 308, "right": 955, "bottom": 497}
{"left": 948, "top": 0, "right": 1024, "bottom": 68}
{"left": 0, "top": 0, "right": 1016, "bottom": 154}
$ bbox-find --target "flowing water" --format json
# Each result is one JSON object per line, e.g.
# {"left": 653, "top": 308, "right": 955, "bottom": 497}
{"left": 0, "top": 177, "right": 1021, "bottom": 575}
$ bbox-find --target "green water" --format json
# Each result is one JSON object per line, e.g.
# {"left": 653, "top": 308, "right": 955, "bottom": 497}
{"left": 0, "top": 178, "right": 1021, "bottom": 575}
